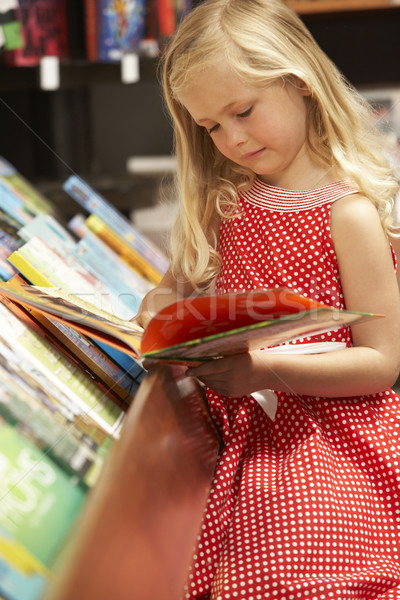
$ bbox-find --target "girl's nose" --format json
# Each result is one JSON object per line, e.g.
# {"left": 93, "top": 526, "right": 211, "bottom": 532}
{"left": 227, "top": 125, "right": 247, "bottom": 147}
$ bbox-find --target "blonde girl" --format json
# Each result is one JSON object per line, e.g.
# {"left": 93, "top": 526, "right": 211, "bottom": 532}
{"left": 135, "top": 0, "right": 400, "bottom": 597}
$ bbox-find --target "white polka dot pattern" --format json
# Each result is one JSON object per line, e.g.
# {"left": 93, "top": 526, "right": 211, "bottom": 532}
{"left": 184, "top": 181, "right": 400, "bottom": 599}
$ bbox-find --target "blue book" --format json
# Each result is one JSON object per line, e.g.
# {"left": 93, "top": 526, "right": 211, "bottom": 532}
{"left": 97, "top": 0, "right": 146, "bottom": 62}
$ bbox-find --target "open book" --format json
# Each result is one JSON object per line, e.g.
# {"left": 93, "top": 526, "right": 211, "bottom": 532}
{"left": 0, "top": 283, "right": 381, "bottom": 365}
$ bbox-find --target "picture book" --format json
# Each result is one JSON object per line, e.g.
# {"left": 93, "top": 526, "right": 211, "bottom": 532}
{"left": 18, "top": 214, "right": 77, "bottom": 256}
{"left": 2, "top": 280, "right": 140, "bottom": 408}
{"left": 0, "top": 525, "right": 50, "bottom": 600}
{"left": 97, "top": 0, "right": 146, "bottom": 62}
{"left": 0, "top": 301, "right": 125, "bottom": 438}
{"left": 0, "top": 363, "right": 105, "bottom": 490}
{"left": 0, "top": 284, "right": 381, "bottom": 365}
{"left": 0, "top": 418, "right": 86, "bottom": 569}
{"left": 63, "top": 174, "right": 169, "bottom": 277}
{"left": 5, "top": 0, "right": 69, "bottom": 66}
{"left": 8, "top": 236, "right": 137, "bottom": 319}
{"left": 85, "top": 213, "right": 163, "bottom": 285}
{"left": 68, "top": 213, "right": 153, "bottom": 296}
{"left": 7, "top": 235, "right": 143, "bottom": 372}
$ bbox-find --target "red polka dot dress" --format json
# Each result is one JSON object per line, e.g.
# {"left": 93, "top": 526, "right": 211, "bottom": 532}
{"left": 185, "top": 181, "right": 400, "bottom": 600}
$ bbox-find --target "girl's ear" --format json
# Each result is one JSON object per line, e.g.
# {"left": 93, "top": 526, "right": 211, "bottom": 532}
{"left": 291, "top": 76, "right": 312, "bottom": 96}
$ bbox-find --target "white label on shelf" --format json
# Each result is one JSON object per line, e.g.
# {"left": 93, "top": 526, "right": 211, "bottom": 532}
{"left": 39, "top": 56, "right": 60, "bottom": 91}
{"left": 121, "top": 52, "right": 140, "bottom": 84}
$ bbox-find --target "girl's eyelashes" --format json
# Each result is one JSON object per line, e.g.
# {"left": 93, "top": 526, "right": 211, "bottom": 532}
{"left": 237, "top": 106, "right": 253, "bottom": 118}
{"left": 208, "top": 124, "right": 220, "bottom": 134}
{"left": 206, "top": 106, "right": 253, "bottom": 134}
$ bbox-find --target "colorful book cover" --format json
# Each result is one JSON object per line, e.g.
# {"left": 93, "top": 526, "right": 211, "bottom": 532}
{"left": 72, "top": 236, "right": 144, "bottom": 315}
{"left": 68, "top": 213, "right": 153, "bottom": 297}
{"left": 0, "top": 231, "right": 19, "bottom": 281}
{"left": 18, "top": 214, "right": 77, "bottom": 257}
{"left": 86, "top": 213, "right": 163, "bottom": 285}
{"left": 7, "top": 236, "right": 140, "bottom": 376}
{"left": 8, "top": 236, "right": 136, "bottom": 319}
{"left": 0, "top": 361, "right": 110, "bottom": 489}
{"left": 0, "top": 345, "right": 113, "bottom": 462}
{"left": 0, "top": 207, "right": 21, "bottom": 241}
{"left": 0, "top": 418, "right": 86, "bottom": 569}
{"left": 1, "top": 171, "right": 55, "bottom": 216}
{"left": 0, "top": 301, "right": 125, "bottom": 438}
{"left": 0, "top": 527, "right": 50, "bottom": 600}
{"left": 0, "top": 179, "right": 36, "bottom": 226}
{"left": 5, "top": 0, "right": 69, "bottom": 66}
{"left": 63, "top": 175, "right": 169, "bottom": 277}
{"left": 0, "top": 281, "right": 138, "bottom": 410}
{"left": 97, "top": 0, "right": 146, "bottom": 62}
{"left": 0, "top": 284, "right": 380, "bottom": 365}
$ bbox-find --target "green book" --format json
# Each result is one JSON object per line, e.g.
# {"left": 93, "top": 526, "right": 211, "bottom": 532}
{"left": 0, "top": 418, "right": 86, "bottom": 569}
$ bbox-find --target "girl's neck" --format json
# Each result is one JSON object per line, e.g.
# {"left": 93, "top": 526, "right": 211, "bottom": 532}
{"left": 258, "top": 152, "right": 338, "bottom": 191}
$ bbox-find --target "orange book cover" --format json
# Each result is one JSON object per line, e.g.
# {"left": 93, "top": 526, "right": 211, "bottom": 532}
{"left": 0, "top": 284, "right": 380, "bottom": 365}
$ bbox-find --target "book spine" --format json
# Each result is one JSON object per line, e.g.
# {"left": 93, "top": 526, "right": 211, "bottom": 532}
{"left": 84, "top": 0, "right": 98, "bottom": 61}
{"left": 157, "top": 0, "right": 177, "bottom": 38}
{"left": 7, "top": 249, "right": 54, "bottom": 287}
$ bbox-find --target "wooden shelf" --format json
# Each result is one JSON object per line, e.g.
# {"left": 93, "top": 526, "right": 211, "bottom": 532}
{"left": 286, "top": 0, "right": 400, "bottom": 14}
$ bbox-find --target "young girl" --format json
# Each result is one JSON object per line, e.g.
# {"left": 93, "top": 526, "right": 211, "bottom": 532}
{"left": 135, "top": 0, "right": 400, "bottom": 597}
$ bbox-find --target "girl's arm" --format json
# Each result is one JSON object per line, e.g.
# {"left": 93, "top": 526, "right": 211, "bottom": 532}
{"left": 133, "top": 268, "right": 196, "bottom": 329}
{"left": 187, "top": 194, "right": 400, "bottom": 398}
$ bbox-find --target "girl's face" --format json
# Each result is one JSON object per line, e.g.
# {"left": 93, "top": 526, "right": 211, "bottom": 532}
{"left": 178, "top": 63, "right": 320, "bottom": 189}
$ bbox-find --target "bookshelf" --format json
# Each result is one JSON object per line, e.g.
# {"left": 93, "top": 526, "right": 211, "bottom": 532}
{"left": 0, "top": 2, "right": 400, "bottom": 193}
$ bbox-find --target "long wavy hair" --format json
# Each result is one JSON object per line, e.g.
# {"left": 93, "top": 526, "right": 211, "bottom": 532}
{"left": 162, "top": 0, "right": 399, "bottom": 289}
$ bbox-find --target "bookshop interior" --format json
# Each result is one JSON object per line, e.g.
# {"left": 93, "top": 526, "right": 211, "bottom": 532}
{"left": 0, "top": 1, "right": 400, "bottom": 599}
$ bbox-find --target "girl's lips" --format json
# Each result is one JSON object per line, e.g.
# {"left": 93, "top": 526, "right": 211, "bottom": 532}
{"left": 241, "top": 148, "right": 266, "bottom": 160}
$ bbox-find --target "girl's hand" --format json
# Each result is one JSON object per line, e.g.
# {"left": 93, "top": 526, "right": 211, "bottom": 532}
{"left": 186, "top": 351, "right": 270, "bottom": 397}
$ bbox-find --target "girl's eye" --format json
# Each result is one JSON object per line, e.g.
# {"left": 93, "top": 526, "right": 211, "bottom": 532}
{"left": 208, "top": 124, "right": 220, "bottom": 134}
{"left": 237, "top": 107, "right": 253, "bottom": 118}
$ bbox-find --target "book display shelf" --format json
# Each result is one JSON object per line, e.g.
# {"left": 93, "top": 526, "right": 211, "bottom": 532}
{"left": 0, "top": 2, "right": 399, "bottom": 599}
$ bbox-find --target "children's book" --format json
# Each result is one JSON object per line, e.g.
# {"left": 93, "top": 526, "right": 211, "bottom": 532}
{"left": 0, "top": 285, "right": 381, "bottom": 365}
{"left": 7, "top": 235, "right": 144, "bottom": 372}
{"left": 2, "top": 279, "right": 139, "bottom": 408}
{"left": 85, "top": 213, "right": 163, "bottom": 285}
{"left": 63, "top": 174, "right": 169, "bottom": 278}
{"left": 97, "top": 0, "right": 146, "bottom": 62}
{"left": 0, "top": 418, "right": 85, "bottom": 569}
{"left": 5, "top": 0, "right": 69, "bottom": 66}
{"left": 0, "top": 301, "right": 125, "bottom": 438}
{"left": 68, "top": 213, "right": 153, "bottom": 297}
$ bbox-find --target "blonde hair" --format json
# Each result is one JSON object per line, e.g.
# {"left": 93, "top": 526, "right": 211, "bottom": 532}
{"left": 162, "top": 0, "right": 399, "bottom": 289}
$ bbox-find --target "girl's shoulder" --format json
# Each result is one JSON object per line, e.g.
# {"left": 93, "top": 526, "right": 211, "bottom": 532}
{"left": 331, "top": 192, "right": 384, "bottom": 244}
